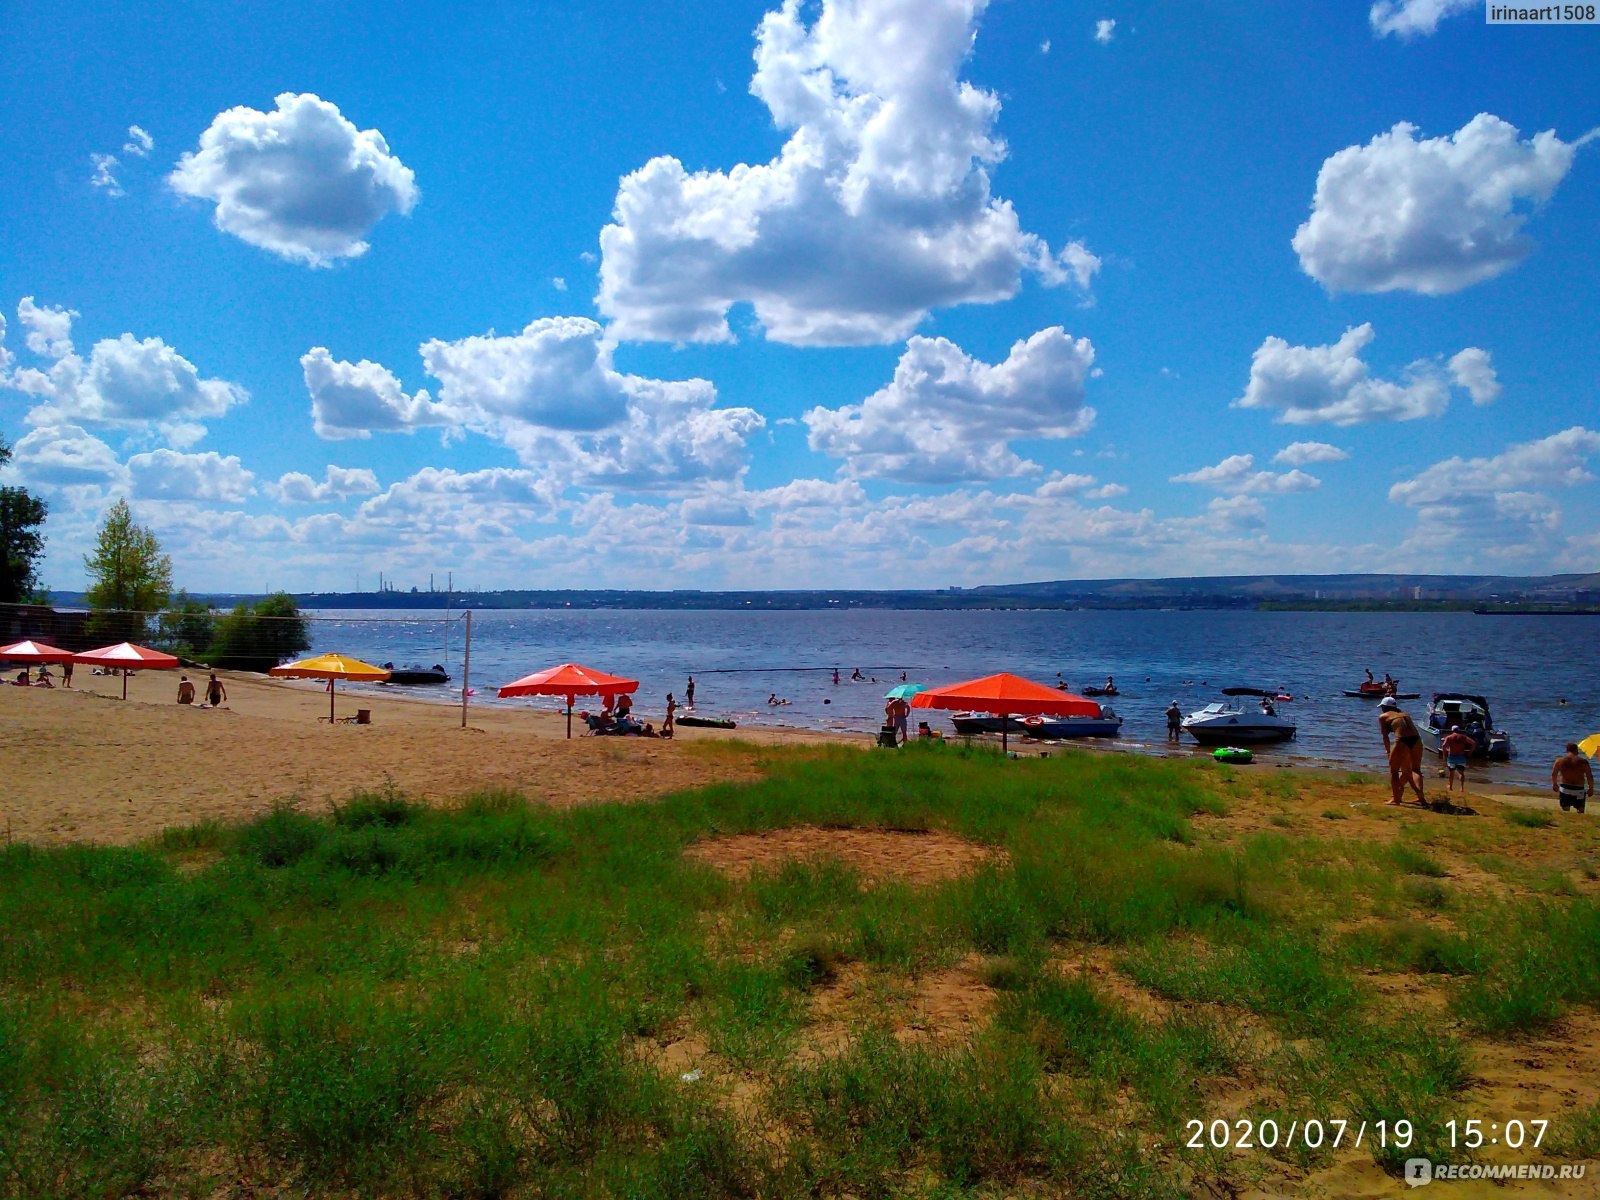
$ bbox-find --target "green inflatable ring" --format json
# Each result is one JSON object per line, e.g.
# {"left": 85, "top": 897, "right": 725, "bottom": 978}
{"left": 1213, "top": 747, "right": 1254, "bottom": 764}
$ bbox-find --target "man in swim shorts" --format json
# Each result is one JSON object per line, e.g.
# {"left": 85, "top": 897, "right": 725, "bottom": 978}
{"left": 1378, "top": 696, "right": 1426, "bottom": 806}
{"left": 1439, "top": 725, "right": 1475, "bottom": 793}
{"left": 1552, "top": 743, "right": 1593, "bottom": 814}
{"left": 177, "top": 675, "right": 196, "bottom": 704}
{"left": 1166, "top": 701, "right": 1183, "bottom": 741}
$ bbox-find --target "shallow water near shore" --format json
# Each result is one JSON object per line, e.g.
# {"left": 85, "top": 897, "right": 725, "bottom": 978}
{"left": 302, "top": 607, "right": 1598, "bottom": 790}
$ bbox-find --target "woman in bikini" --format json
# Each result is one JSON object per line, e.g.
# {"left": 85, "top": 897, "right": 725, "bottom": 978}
{"left": 1378, "top": 696, "right": 1426, "bottom": 806}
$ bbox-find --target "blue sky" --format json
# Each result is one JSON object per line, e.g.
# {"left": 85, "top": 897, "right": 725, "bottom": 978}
{"left": 2, "top": 0, "right": 1597, "bottom": 593}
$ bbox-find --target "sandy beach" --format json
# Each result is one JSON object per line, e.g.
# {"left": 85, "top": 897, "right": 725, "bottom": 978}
{"left": 0, "top": 666, "right": 852, "bottom": 845}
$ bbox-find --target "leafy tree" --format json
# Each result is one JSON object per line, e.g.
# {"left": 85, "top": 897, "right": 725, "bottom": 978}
{"left": 84, "top": 499, "right": 172, "bottom": 642}
{"left": 206, "top": 592, "right": 311, "bottom": 672}
{"left": 157, "top": 590, "right": 218, "bottom": 658}
{"left": 0, "top": 434, "right": 49, "bottom": 605}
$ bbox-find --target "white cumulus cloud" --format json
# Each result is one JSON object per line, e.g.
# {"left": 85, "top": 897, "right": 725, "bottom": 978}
{"left": 805, "top": 327, "right": 1096, "bottom": 482}
{"left": 598, "top": 0, "right": 1098, "bottom": 346}
{"left": 1369, "top": 0, "right": 1475, "bottom": 38}
{"left": 128, "top": 449, "right": 255, "bottom": 502}
{"left": 5, "top": 425, "right": 127, "bottom": 487}
{"left": 302, "top": 347, "right": 451, "bottom": 439}
{"left": 1171, "top": 454, "right": 1321, "bottom": 495}
{"left": 1447, "top": 347, "right": 1501, "bottom": 406}
{"left": 170, "top": 92, "right": 418, "bottom": 267}
{"left": 1273, "top": 441, "right": 1349, "bottom": 466}
{"left": 308, "top": 318, "right": 765, "bottom": 489}
{"left": 271, "top": 465, "right": 381, "bottom": 504}
{"left": 1293, "top": 114, "right": 1582, "bottom": 295}
{"left": 1234, "top": 324, "right": 1477, "bottom": 426}
{"left": 90, "top": 153, "right": 124, "bottom": 197}
{"left": 5, "top": 301, "right": 247, "bottom": 444}
{"left": 1094, "top": 18, "right": 1116, "bottom": 43}
{"left": 1389, "top": 426, "right": 1600, "bottom": 506}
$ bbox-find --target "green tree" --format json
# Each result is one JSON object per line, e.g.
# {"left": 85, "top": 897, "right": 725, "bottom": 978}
{"left": 156, "top": 590, "right": 218, "bottom": 658}
{"left": 0, "top": 434, "right": 49, "bottom": 604}
{"left": 84, "top": 499, "right": 172, "bottom": 642}
{"left": 206, "top": 591, "right": 311, "bottom": 672}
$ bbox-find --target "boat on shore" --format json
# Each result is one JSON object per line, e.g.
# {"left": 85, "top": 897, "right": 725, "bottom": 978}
{"left": 1420, "top": 693, "right": 1511, "bottom": 760}
{"left": 1021, "top": 706, "right": 1123, "bottom": 739}
{"left": 1182, "top": 689, "right": 1296, "bottom": 745}
{"left": 380, "top": 662, "right": 450, "bottom": 685}
{"left": 677, "top": 714, "right": 737, "bottom": 729}
{"left": 949, "top": 712, "right": 1028, "bottom": 735}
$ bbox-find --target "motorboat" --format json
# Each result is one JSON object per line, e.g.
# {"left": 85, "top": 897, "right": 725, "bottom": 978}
{"left": 380, "top": 662, "right": 450, "bottom": 685}
{"left": 1021, "top": 705, "right": 1123, "bottom": 739}
{"left": 1343, "top": 689, "right": 1420, "bottom": 700}
{"left": 1181, "top": 689, "right": 1296, "bottom": 745}
{"left": 1420, "top": 693, "right": 1511, "bottom": 760}
{"left": 949, "top": 711, "right": 1028, "bottom": 735}
{"left": 1082, "top": 684, "right": 1119, "bottom": 697}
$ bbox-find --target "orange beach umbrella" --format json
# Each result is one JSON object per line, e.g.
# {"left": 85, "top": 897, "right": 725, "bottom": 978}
{"left": 498, "top": 662, "right": 639, "bottom": 739}
{"left": 73, "top": 642, "right": 181, "bottom": 700}
{"left": 1, "top": 639, "right": 76, "bottom": 664}
{"left": 269, "top": 653, "right": 391, "bottom": 722}
{"left": 912, "top": 672, "right": 1100, "bottom": 750}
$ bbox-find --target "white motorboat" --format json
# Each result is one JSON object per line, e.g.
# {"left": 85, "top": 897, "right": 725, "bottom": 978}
{"left": 1181, "top": 689, "right": 1296, "bottom": 745}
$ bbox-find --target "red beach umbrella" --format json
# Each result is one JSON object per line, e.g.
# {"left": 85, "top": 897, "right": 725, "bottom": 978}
{"left": 498, "top": 662, "right": 639, "bottom": 739}
{"left": 0, "top": 639, "right": 77, "bottom": 664}
{"left": 73, "top": 642, "right": 181, "bottom": 700}
{"left": 911, "top": 672, "right": 1100, "bottom": 751}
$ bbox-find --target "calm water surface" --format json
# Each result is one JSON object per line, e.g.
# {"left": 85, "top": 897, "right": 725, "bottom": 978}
{"left": 301, "top": 608, "right": 1599, "bottom": 790}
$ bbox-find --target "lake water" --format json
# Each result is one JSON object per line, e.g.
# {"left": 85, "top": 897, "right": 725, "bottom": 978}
{"left": 300, "top": 607, "right": 1598, "bottom": 790}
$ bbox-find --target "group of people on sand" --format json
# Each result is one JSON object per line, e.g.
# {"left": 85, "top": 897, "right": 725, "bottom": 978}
{"left": 11, "top": 663, "right": 71, "bottom": 687}
{"left": 1377, "top": 694, "right": 1592, "bottom": 815}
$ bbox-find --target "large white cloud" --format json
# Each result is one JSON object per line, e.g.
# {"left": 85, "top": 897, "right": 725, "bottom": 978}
{"left": 302, "top": 347, "right": 451, "bottom": 439}
{"left": 1369, "top": 0, "right": 1475, "bottom": 38}
{"left": 271, "top": 465, "right": 381, "bottom": 504}
{"left": 805, "top": 326, "right": 1096, "bottom": 481}
{"left": 1234, "top": 324, "right": 1486, "bottom": 426}
{"left": 1388, "top": 428, "right": 1600, "bottom": 563}
{"left": 1273, "top": 441, "right": 1348, "bottom": 466}
{"left": 1389, "top": 426, "right": 1600, "bottom": 506}
{"left": 1170, "top": 454, "right": 1321, "bottom": 495}
{"left": 308, "top": 318, "right": 765, "bottom": 489}
{"left": 5, "top": 301, "right": 247, "bottom": 443}
{"left": 4, "top": 425, "right": 127, "bottom": 488}
{"left": 128, "top": 448, "right": 255, "bottom": 502}
{"left": 1293, "top": 115, "right": 1581, "bottom": 295}
{"left": 170, "top": 92, "right": 418, "bottom": 267}
{"left": 1447, "top": 348, "right": 1501, "bottom": 406}
{"left": 598, "top": 0, "right": 1098, "bottom": 346}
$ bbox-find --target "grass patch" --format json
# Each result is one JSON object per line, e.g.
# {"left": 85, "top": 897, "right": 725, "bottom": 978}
{"left": 0, "top": 747, "right": 1591, "bottom": 1196}
{"left": 1504, "top": 808, "right": 1556, "bottom": 828}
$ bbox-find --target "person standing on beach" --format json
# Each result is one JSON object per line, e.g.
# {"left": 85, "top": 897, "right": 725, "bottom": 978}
{"left": 1552, "top": 744, "right": 1593, "bottom": 813}
{"left": 177, "top": 675, "right": 196, "bottom": 704}
{"left": 1166, "top": 701, "right": 1183, "bottom": 741}
{"left": 1439, "top": 725, "right": 1475, "bottom": 793}
{"left": 685, "top": 676, "right": 695, "bottom": 708}
{"left": 1378, "top": 696, "right": 1425, "bottom": 806}
{"left": 205, "top": 672, "right": 226, "bottom": 707}
{"left": 885, "top": 696, "right": 910, "bottom": 744}
{"left": 664, "top": 693, "right": 676, "bottom": 738}
{"left": 62, "top": 660, "right": 72, "bottom": 688}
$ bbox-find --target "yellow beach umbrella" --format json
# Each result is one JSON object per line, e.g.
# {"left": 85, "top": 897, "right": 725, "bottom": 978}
{"left": 269, "top": 654, "right": 391, "bottom": 722}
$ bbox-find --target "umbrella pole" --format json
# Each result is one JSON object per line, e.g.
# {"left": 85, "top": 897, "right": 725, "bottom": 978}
{"left": 331, "top": 678, "right": 337, "bottom": 723}
{"left": 566, "top": 702, "right": 573, "bottom": 739}
{"left": 1001, "top": 712, "right": 1007, "bottom": 753}
{"left": 122, "top": 670, "right": 128, "bottom": 701}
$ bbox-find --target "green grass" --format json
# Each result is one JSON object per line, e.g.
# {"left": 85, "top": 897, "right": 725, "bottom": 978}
{"left": 1505, "top": 808, "right": 1556, "bottom": 828}
{"left": 0, "top": 744, "right": 1592, "bottom": 1196}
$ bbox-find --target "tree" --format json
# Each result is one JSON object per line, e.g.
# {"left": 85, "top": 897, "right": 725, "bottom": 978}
{"left": 156, "top": 590, "right": 218, "bottom": 658}
{"left": 207, "top": 591, "right": 311, "bottom": 672}
{"left": 84, "top": 499, "right": 172, "bottom": 642}
{"left": 0, "top": 434, "right": 49, "bottom": 604}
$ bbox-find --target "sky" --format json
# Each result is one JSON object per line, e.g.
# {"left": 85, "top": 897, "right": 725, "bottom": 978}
{"left": 2, "top": 0, "right": 1597, "bottom": 595}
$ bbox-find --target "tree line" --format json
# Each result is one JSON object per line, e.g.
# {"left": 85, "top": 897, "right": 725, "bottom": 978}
{"left": 3, "top": 429, "right": 309, "bottom": 670}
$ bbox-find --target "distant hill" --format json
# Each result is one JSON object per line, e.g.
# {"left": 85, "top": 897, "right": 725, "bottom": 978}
{"left": 47, "top": 572, "right": 1599, "bottom": 612}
